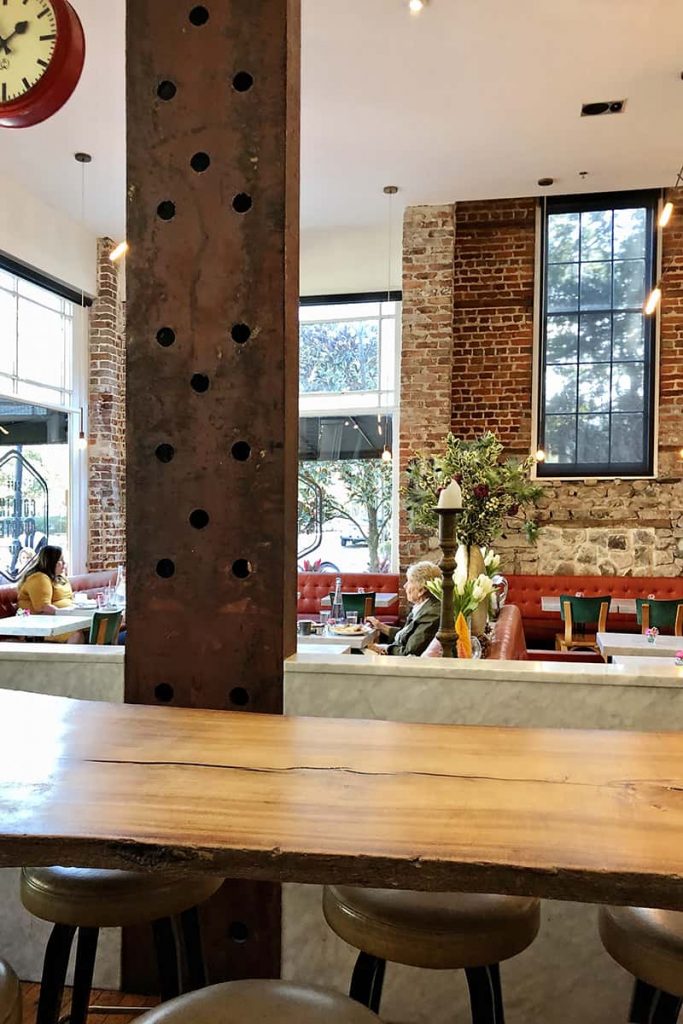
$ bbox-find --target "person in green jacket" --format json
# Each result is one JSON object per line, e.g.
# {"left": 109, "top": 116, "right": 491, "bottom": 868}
{"left": 367, "top": 561, "right": 443, "bottom": 657}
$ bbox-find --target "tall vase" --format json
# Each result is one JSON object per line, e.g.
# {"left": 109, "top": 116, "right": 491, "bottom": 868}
{"left": 467, "top": 545, "right": 488, "bottom": 637}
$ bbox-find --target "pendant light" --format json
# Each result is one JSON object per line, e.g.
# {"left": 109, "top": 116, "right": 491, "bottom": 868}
{"left": 644, "top": 163, "right": 682, "bottom": 315}
{"left": 75, "top": 152, "right": 91, "bottom": 451}
{"left": 381, "top": 185, "right": 398, "bottom": 464}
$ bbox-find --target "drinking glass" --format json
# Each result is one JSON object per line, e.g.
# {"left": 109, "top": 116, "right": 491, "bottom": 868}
{"left": 346, "top": 612, "right": 358, "bottom": 626}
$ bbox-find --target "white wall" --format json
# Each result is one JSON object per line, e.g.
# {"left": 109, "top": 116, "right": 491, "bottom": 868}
{"left": 300, "top": 224, "right": 402, "bottom": 297}
{"left": 0, "top": 172, "right": 97, "bottom": 296}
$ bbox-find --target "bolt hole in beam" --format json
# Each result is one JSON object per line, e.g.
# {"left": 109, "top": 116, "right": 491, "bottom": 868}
{"left": 157, "top": 80, "right": 176, "bottom": 101}
{"left": 156, "top": 559, "right": 175, "bottom": 579}
{"left": 232, "top": 192, "right": 252, "bottom": 213}
{"left": 190, "top": 151, "right": 211, "bottom": 173}
{"left": 232, "top": 559, "right": 252, "bottom": 579}
{"left": 232, "top": 71, "right": 253, "bottom": 92}
{"left": 155, "top": 443, "right": 175, "bottom": 464}
{"left": 229, "top": 687, "right": 250, "bottom": 707}
{"left": 231, "top": 441, "right": 251, "bottom": 461}
{"left": 189, "top": 509, "right": 210, "bottom": 530}
{"left": 231, "top": 323, "right": 251, "bottom": 344}
{"left": 157, "top": 200, "right": 176, "bottom": 221}
{"left": 154, "top": 683, "right": 174, "bottom": 703}
{"left": 156, "top": 326, "right": 176, "bottom": 347}
{"left": 229, "top": 921, "right": 249, "bottom": 943}
{"left": 188, "top": 5, "right": 209, "bottom": 25}
{"left": 190, "top": 373, "right": 210, "bottom": 393}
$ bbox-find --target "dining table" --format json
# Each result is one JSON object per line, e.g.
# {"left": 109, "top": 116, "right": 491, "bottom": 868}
{"left": 597, "top": 632, "right": 683, "bottom": 660}
{"left": 0, "top": 613, "right": 94, "bottom": 640}
{"left": 1, "top": 690, "right": 683, "bottom": 910}
{"left": 296, "top": 627, "right": 377, "bottom": 651}
{"left": 541, "top": 596, "right": 637, "bottom": 615}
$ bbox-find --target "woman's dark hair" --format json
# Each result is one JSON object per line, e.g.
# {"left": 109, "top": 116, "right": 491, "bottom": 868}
{"left": 22, "top": 545, "right": 63, "bottom": 583}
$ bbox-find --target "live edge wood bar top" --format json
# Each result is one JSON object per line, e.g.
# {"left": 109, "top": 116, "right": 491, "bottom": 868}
{"left": 1, "top": 690, "right": 683, "bottom": 909}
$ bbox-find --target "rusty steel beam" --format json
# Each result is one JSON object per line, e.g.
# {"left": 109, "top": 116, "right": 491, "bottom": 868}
{"left": 125, "top": 0, "right": 300, "bottom": 985}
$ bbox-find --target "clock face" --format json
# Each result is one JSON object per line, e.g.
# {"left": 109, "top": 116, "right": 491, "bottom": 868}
{"left": 0, "top": 0, "right": 57, "bottom": 104}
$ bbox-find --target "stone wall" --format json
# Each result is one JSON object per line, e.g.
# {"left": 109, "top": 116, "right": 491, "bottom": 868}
{"left": 87, "top": 238, "right": 126, "bottom": 570}
{"left": 399, "top": 193, "right": 683, "bottom": 578}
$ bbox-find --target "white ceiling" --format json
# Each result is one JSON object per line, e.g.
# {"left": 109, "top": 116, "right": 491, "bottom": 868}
{"left": 1, "top": 0, "right": 683, "bottom": 241}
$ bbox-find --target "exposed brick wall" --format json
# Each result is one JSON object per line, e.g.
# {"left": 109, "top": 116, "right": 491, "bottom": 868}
{"left": 87, "top": 238, "right": 126, "bottom": 570}
{"left": 400, "top": 194, "right": 683, "bottom": 578}
{"left": 399, "top": 205, "right": 456, "bottom": 570}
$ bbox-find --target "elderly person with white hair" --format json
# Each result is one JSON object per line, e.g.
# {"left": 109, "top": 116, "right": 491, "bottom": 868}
{"left": 366, "top": 560, "right": 443, "bottom": 657}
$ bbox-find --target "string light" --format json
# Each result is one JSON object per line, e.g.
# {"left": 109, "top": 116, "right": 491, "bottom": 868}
{"left": 534, "top": 448, "right": 546, "bottom": 462}
{"left": 109, "top": 241, "right": 129, "bottom": 262}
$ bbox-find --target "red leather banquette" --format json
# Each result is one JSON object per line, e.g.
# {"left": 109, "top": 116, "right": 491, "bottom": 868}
{"left": 0, "top": 570, "right": 117, "bottom": 620}
{"left": 297, "top": 572, "right": 401, "bottom": 625}
{"left": 507, "top": 574, "right": 683, "bottom": 646}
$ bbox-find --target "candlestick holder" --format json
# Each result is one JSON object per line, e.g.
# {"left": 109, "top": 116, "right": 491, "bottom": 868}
{"left": 435, "top": 505, "right": 462, "bottom": 658}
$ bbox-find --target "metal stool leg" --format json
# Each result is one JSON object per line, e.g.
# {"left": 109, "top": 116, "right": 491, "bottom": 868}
{"left": 646, "top": 990, "right": 683, "bottom": 1024}
{"left": 631, "top": 980, "right": 659, "bottom": 1023}
{"left": 178, "top": 906, "right": 208, "bottom": 991}
{"left": 68, "top": 927, "right": 99, "bottom": 1024}
{"left": 465, "top": 963, "right": 505, "bottom": 1024}
{"left": 349, "top": 952, "right": 386, "bottom": 1013}
{"left": 36, "top": 923, "right": 77, "bottom": 1024}
{"left": 152, "top": 916, "right": 181, "bottom": 1002}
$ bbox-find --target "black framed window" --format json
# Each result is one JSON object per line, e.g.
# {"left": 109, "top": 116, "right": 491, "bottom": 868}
{"left": 537, "top": 191, "right": 657, "bottom": 477}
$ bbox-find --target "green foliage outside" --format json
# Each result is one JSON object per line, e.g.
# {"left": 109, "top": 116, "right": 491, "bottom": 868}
{"left": 299, "top": 320, "right": 379, "bottom": 394}
{"left": 404, "top": 432, "right": 543, "bottom": 547}
{"left": 298, "top": 458, "right": 392, "bottom": 571}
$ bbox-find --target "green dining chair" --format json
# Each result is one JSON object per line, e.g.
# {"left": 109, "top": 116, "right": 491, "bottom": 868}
{"left": 328, "top": 592, "right": 376, "bottom": 619}
{"left": 557, "top": 595, "right": 611, "bottom": 653}
{"left": 636, "top": 598, "right": 683, "bottom": 636}
{"left": 89, "top": 610, "right": 124, "bottom": 646}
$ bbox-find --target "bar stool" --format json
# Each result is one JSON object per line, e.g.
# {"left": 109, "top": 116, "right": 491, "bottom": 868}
{"left": 128, "top": 980, "right": 382, "bottom": 1022}
{"left": 0, "top": 959, "right": 21, "bottom": 1024}
{"left": 323, "top": 886, "right": 541, "bottom": 1023}
{"left": 21, "top": 867, "right": 223, "bottom": 1024}
{"left": 599, "top": 906, "right": 683, "bottom": 1023}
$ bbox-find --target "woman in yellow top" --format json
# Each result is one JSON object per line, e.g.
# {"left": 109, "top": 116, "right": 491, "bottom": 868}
{"left": 17, "top": 546, "right": 85, "bottom": 643}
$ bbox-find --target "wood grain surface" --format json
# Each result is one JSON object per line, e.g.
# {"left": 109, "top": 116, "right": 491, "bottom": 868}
{"left": 2, "top": 690, "right": 683, "bottom": 909}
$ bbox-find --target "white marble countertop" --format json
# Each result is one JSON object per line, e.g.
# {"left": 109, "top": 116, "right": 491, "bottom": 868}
{"left": 0, "top": 642, "right": 123, "bottom": 662}
{"left": 0, "top": 614, "right": 93, "bottom": 638}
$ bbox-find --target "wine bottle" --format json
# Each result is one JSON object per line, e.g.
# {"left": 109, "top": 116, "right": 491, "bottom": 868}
{"left": 331, "top": 576, "right": 345, "bottom": 623}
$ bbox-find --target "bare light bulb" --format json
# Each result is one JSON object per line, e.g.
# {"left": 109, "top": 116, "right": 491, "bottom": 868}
{"left": 534, "top": 448, "right": 546, "bottom": 462}
{"left": 381, "top": 448, "right": 392, "bottom": 463}
{"left": 644, "top": 286, "right": 662, "bottom": 316}
{"left": 409, "top": 0, "right": 424, "bottom": 12}
{"left": 77, "top": 431, "right": 88, "bottom": 451}
{"left": 659, "top": 202, "right": 674, "bottom": 228}
{"left": 109, "top": 241, "right": 129, "bottom": 262}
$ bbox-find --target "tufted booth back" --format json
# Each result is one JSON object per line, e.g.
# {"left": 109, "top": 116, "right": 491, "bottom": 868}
{"left": 507, "top": 574, "right": 683, "bottom": 646}
{"left": 0, "top": 569, "right": 117, "bottom": 620}
{"left": 297, "top": 572, "right": 400, "bottom": 624}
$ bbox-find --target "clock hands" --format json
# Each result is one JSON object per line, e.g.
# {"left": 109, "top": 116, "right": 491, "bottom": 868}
{"left": 0, "top": 21, "right": 29, "bottom": 56}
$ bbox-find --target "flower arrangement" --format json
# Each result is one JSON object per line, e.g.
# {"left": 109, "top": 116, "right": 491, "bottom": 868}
{"left": 675, "top": 650, "right": 683, "bottom": 666}
{"left": 645, "top": 627, "right": 659, "bottom": 644}
{"left": 404, "top": 432, "right": 543, "bottom": 547}
{"left": 425, "top": 567, "right": 494, "bottom": 621}
{"left": 481, "top": 547, "right": 501, "bottom": 578}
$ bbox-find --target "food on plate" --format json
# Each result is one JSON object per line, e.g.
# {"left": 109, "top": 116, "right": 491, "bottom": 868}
{"left": 331, "top": 624, "right": 367, "bottom": 635}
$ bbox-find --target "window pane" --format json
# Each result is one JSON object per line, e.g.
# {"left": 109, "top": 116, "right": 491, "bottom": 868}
{"left": 613, "top": 208, "right": 646, "bottom": 259}
{"left": 0, "top": 289, "right": 16, "bottom": 375}
{"left": 545, "top": 415, "right": 576, "bottom": 464}
{"left": 547, "top": 264, "right": 579, "bottom": 312}
{"left": 577, "top": 415, "right": 610, "bottom": 463}
{"left": 16, "top": 300, "right": 65, "bottom": 388}
{"left": 579, "top": 365, "right": 611, "bottom": 412}
{"left": 545, "top": 365, "right": 577, "bottom": 414}
{"left": 547, "top": 213, "right": 579, "bottom": 262}
{"left": 579, "top": 313, "right": 611, "bottom": 362}
{"left": 613, "top": 260, "right": 645, "bottom": 309}
{"left": 611, "top": 363, "right": 644, "bottom": 412}
{"left": 546, "top": 315, "right": 578, "bottom": 363}
{"left": 581, "top": 210, "right": 612, "bottom": 260}
{"left": 17, "top": 278, "right": 63, "bottom": 312}
{"left": 580, "top": 261, "right": 611, "bottom": 309}
{"left": 610, "top": 414, "right": 644, "bottom": 463}
{"left": 299, "top": 318, "right": 379, "bottom": 394}
{"left": 612, "top": 312, "right": 644, "bottom": 360}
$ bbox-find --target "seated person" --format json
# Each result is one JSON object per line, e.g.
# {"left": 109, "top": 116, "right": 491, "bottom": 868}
{"left": 17, "top": 545, "right": 85, "bottom": 644}
{"left": 367, "top": 561, "right": 442, "bottom": 657}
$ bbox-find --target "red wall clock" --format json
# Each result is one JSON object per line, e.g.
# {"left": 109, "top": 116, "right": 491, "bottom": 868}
{"left": 0, "top": 0, "right": 85, "bottom": 129}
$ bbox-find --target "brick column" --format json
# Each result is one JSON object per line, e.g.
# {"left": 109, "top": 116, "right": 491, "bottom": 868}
{"left": 399, "top": 204, "right": 456, "bottom": 570}
{"left": 87, "top": 237, "right": 126, "bottom": 570}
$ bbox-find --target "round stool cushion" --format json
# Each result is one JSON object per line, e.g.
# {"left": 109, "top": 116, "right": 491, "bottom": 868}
{"left": 599, "top": 906, "right": 683, "bottom": 997}
{"left": 132, "top": 980, "right": 380, "bottom": 1023}
{"left": 0, "top": 959, "right": 21, "bottom": 1024}
{"left": 21, "top": 868, "right": 223, "bottom": 928}
{"left": 323, "top": 886, "right": 541, "bottom": 970}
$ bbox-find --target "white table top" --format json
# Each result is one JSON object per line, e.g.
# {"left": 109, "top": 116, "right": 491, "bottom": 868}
{"left": 612, "top": 655, "right": 683, "bottom": 670}
{"left": 597, "top": 632, "right": 683, "bottom": 659}
{"left": 55, "top": 604, "right": 125, "bottom": 618}
{"left": 297, "top": 628, "right": 377, "bottom": 650}
{"left": 541, "top": 596, "right": 637, "bottom": 615}
{"left": 295, "top": 642, "right": 352, "bottom": 656}
{"left": 0, "top": 614, "right": 94, "bottom": 638}
{"left": 320, "top": 593, "right": 397, "bottom": 609}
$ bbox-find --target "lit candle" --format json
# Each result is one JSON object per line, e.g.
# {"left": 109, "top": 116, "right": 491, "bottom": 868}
{"left": 437, "top": 479, "right": 463, "bottom": 509}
